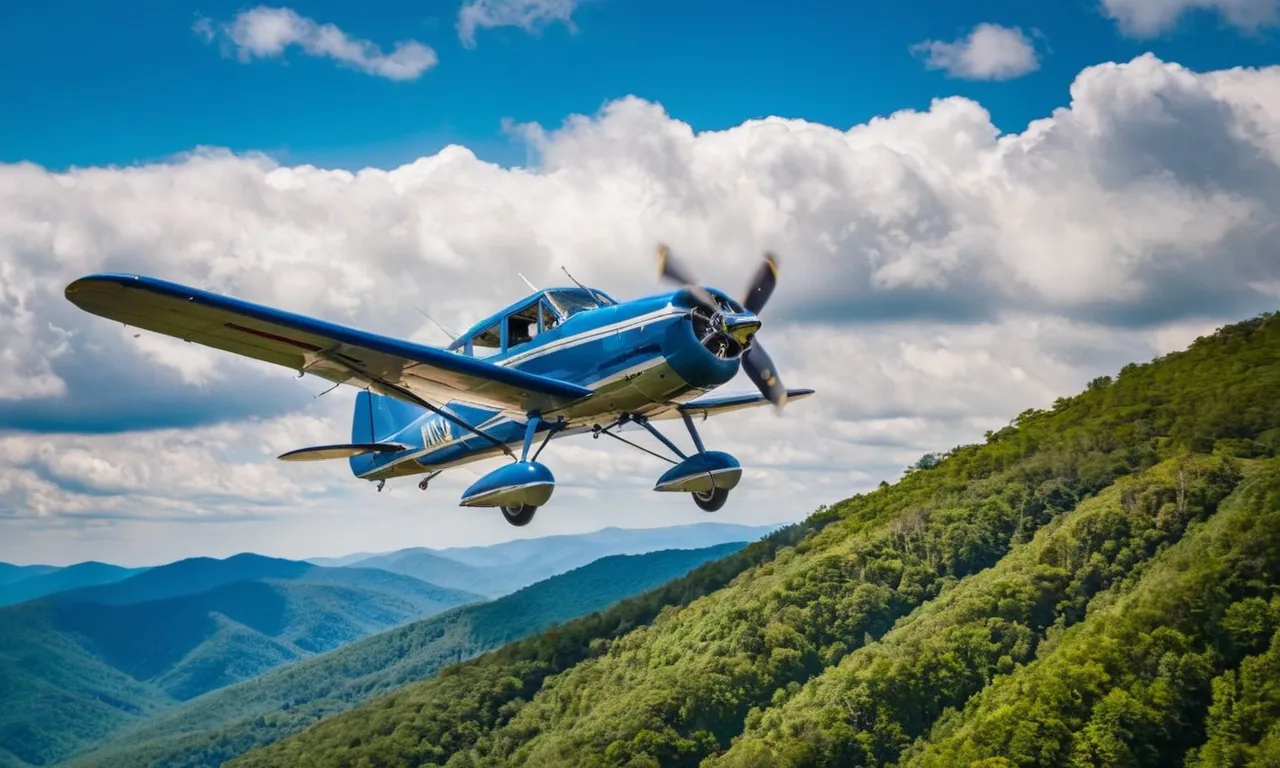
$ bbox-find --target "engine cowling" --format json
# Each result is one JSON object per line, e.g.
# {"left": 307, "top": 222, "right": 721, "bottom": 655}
{"left": 660, "top": 289, "right": 755, "bottom": 390}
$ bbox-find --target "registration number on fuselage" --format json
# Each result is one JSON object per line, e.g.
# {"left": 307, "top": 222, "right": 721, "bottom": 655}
{"left": 421, "top": 417, "right": 454, "bottom": 449}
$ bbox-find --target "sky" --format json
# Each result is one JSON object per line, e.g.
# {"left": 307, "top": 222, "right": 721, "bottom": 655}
{"left": 2, "top": 0, "right": 1280, "bottom": 566}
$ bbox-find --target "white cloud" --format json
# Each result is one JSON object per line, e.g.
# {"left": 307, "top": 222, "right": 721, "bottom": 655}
{"left": 194, "top": 6, "right": 438, "bottom": 81}
{"left": 458, "top": 0, "right": 583, "bottom": 48}
{"left": 911, "top": 23, "right": 1041, "bottom": 81}
{"left": 3, "top": 53, "right": 1280, "bottom": 564}
{"left": 1102, "top": 0, "right": 1280, "bottom": 37}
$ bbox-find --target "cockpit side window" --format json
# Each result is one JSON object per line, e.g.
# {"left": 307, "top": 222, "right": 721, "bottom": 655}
{"left": 468, "top": 322, "right": 502, "bottom": 358}
{"left": 539, "top": 298, "right": 562, "bottom": 332}
{"left": 506, "top": 304, "right": 541, "bottom": 350}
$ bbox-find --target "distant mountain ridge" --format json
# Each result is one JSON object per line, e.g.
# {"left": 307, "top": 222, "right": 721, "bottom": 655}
{"left": 44, "top": 553, "right": 312, "bottom": 606}
{"left": 0, "top": 563, "right": 60, "bottom": 585}
{"left": 0, "top": 553, "right": 480, "bottom": 767}
{"left": 0, "top": 562, "right": 149, "bottom": 606}
{"left": 63, "top": 542, "right": 751, "bottom": 768}
{"left": 343, "top": 522, "right": 782, "bottom": 597}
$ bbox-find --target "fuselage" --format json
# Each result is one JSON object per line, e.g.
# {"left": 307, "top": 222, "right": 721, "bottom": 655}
{"left": 350, "top": 286, "right": 753, "bottom": 481}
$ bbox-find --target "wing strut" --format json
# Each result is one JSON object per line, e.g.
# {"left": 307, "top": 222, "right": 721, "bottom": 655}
{"left": 591, "top": 414, "right": 678, "bottom": 465}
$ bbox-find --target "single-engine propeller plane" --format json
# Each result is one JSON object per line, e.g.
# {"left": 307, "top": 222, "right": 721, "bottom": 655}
{"left": 64, "top": 246, "right": 813, "bottom": 526}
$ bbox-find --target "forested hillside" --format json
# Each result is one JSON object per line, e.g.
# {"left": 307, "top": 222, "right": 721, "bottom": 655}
{"left": 233, "top": 311, "right": 1280, "bottom": 767}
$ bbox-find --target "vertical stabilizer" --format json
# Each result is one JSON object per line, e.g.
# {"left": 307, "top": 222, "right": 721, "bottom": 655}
{"left": 350, "top": 391, "right": 424, "bottom": 477}
{"left": 352, "top": 391, "right": 425, "bottom": 443}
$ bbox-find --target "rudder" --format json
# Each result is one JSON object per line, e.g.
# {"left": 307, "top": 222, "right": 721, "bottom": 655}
{"left": 352, "top": 390, "right": 425, "bottom": 443}
{"left": 350, "top": 391, "right": 424, "bottom": 477}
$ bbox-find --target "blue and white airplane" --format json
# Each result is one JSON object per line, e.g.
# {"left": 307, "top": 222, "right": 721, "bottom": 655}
{"left": 64, "top": 246, "right": 813, "bottom": 527}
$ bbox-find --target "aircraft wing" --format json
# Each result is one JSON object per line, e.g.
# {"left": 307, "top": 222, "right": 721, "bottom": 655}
{"left": 64, "top": 274, "right": 594, "bottom": 413}
{"left": 652, "top": 387, "right": 815, "bottom": 420}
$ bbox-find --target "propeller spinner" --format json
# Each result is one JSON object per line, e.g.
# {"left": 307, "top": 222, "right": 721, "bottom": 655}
{"left": 657, "top": 244, "right": 791, "bottom": 411}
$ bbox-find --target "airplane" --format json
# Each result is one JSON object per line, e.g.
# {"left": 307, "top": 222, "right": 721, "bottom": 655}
{"left": 63, "top": 246, "right": 814, "bottom": 527}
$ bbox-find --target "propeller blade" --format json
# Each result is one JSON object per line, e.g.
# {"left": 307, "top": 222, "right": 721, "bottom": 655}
{"left": 657, "top": 244, "right": 719, "bottom": 311}
{"left": 741, "top": 252, "right": 779, "bottom": 315}
{"left": 743, "top": 340, "right": 789, "bottom": 411}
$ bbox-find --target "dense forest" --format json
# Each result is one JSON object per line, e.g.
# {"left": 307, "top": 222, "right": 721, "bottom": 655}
{"left": 226, "top": 310, "right": 1280, "bottom": 768}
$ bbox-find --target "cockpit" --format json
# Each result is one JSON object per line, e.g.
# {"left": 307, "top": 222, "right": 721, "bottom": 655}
{"left": 448, "top": 287, "right": 616, "bottom": 358}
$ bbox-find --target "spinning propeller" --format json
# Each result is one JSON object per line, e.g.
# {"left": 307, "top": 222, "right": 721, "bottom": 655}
{"left": 657, "top": 244, "right": 790, "bottom": 411}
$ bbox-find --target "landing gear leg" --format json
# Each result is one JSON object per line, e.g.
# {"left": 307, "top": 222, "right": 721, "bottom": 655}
{"left": 595, "top": 412, "right": 738, "bottom": 512}
{"left": 418, "top": 470, "right": 443, "bottom": 491}
{"left": 498, "top": 415, "right": 544, "bottom": 527}
{"left": 680, "top": 414, "right": 731, "bottom": 511}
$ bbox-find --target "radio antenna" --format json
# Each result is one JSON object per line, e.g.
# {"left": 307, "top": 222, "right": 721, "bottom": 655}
{"left": 561, "top": 265, "right": 602, "bottom": 308}
{"left": 412, "top": 304, "right": 457, "bottom": 341}
{"left": 517, "top": 272, "right": 540, "bottom": 293}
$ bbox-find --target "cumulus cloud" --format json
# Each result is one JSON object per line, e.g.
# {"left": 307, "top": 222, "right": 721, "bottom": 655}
{"left": 194, "top": 6, "right": 438, "bottom": 81}
{"left": 910, "top": 23, "right": 1041, "bottom": 81}
{"left": 458, "top": 0, "right": 584, "bottom": 48}
{"left": 4, "top": 53, "right": 1280, "bottom": 563}
{"left": 1101, "top": 0, "right": 1280, "bottom": 37}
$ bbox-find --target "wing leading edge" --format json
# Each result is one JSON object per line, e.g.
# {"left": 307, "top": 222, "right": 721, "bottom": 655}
{"left": 64, "top": 274, "right": 594, "bottom": 414}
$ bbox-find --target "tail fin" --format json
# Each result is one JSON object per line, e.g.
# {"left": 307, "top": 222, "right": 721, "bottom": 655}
{"left": 348, "top": 391, "right": 425, "bottom": 477}
{"left": 352, "top": 390, "right": 426, "bottom": 443}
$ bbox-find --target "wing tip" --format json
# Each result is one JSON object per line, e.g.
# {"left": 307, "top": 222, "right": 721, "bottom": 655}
{"left": 65, "top": 273, "right": 147, "bottom": 301}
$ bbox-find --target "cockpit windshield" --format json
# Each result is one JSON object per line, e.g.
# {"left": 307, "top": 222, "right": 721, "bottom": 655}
{"left": 544, "top": 289, "right": 613, "bottom": 319}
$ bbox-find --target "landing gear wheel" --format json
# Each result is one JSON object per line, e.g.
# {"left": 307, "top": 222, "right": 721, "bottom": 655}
{"left": 692, "top": 487, "right": 729, "bottom": 512}
{"left": 501, "top": 504, "right": 537, "bottom": 527}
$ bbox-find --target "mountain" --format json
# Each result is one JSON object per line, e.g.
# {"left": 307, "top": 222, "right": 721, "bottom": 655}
{"left": 0, "top": 563, "right": 59, "bottom": 586}
{"left": 61, "top": 543, "right": 749, "bottom": 768}
{"left": 0, "top": 562, "right": 149, "bottom": 606}
{"left": 0, "top": 556, "right": 480, "bottom": 767}
{"left": 229, "top": 311, "right": 1280, "bottom": 768}
{"left": 426, "top": 522, "right": 781, "bottom": 567}
{"left": 350, "top": 522, "right": 781, "bottom": 597}
{"left": 303, "top": 552, "right": 385, "bottom": 568}
{"left": 343, "top": 549, "right": 498, "bottom": 596}
{"left": 45, "top": 553, "right": 312, "bottom": 606}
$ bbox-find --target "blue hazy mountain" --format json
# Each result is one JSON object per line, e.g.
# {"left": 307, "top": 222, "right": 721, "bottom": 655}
{"left": 0, "top": 563, "right": 60, "bottom": 586}
{"left": 61, "top": 542, "right": 749, "bottom": 768}
{"left": 0, "top": 561, "right": 149, "bottom": 606}
{"left": 345, "top": 522, "right": 781, "bottom": 597}
{"left": 42, "top": 553, "right": 315, "bottom": 606}
{"left": 0, "top": 555, "right": 480, "bottom": 767}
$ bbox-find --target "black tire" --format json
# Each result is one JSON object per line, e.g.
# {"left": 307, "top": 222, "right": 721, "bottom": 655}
{"left": 692, "top": 487, "right": 729, "bottom": 512}
{"left": 501, "top": 504, "right": 537, "bottom": 526}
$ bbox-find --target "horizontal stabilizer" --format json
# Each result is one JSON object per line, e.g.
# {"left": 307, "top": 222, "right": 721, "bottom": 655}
{"left": 277, "top": 443, "right": 408, "bottom": 462}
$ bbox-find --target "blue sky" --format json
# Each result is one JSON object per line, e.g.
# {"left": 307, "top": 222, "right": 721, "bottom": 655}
{"left": 4, "top": 0, "right": 1279, "bottom": 172}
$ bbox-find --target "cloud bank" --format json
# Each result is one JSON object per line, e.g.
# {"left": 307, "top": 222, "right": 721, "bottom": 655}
{"left": 194, "top": 5, "right": 438, "bottom": 81}
{"left": 1102, "top": 0, "right": 1280, "bottom": 37}
{"left": 3, "top": 54, "right": 1280, "bottom": 564}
